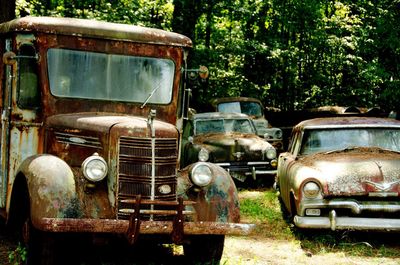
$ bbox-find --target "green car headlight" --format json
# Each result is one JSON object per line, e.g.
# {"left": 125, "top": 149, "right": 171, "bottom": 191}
{"left": 198, "top": 147, "right": 210, "bottom": 162}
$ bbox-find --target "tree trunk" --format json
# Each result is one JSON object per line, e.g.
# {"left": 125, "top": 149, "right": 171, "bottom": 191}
{"left": 0, "top": 0, "right": 16, "bottom": 23}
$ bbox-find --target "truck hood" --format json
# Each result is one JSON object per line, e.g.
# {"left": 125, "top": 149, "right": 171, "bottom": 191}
{"left": 299, "top": 147, "right": 400, "bottom": 196}
{"left": 46, "top": 112, "right": 177, "bottom": 137}
{"left": 193, "top": 133, "right": 273, "bottom": 162}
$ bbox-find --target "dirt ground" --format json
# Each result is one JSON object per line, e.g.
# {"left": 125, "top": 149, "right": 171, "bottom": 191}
{"left": 1, "top": 231, "right": 400, "bottom": 265}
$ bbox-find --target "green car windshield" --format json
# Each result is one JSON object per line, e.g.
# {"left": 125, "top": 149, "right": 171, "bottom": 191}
{"left": 217, "top": 102, "right": 263, "bottom": 117}
{"left": 195, "top": 118, "right": 255, "bottom": 135}
{"left": 47, "top": 48, "right": 175, "bottom": 104}
{"left": 300, "top": 128, "right": 400, "bottom": 155}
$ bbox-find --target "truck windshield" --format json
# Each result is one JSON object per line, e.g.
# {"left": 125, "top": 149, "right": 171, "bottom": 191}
{"left": 47, "top": 48, "right": 175, "bottom": 104}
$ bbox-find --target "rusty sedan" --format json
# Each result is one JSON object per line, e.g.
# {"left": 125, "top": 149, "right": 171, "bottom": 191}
{"left": 181, "top": 112, "right": 278, "bottom": 185}
{"left": 277, "top": 117, "right": 400, "bottom": 231}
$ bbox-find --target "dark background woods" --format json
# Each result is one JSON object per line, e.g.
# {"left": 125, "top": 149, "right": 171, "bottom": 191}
{"left": 1, "top": 0, "right": 399, "bottom": 113}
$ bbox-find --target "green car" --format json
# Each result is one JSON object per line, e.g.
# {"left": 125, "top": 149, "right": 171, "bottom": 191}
{"left": 181, "top": 112, "right": 278, "bottom": 184}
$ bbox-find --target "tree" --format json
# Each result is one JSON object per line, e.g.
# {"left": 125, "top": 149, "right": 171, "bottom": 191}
{"left": 0, "top": 0, "right": 15, "bottom": 23}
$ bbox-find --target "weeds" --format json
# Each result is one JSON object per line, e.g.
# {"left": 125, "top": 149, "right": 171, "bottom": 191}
{"left": 8, "top": 243, "right": 27, "bottom": 265}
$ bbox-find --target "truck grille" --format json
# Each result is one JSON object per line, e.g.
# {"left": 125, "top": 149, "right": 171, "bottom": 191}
{"left": 117, "top": 137, "right": 178, "bottom": 219}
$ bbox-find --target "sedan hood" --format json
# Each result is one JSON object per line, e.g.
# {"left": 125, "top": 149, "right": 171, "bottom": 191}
{"left": 194, "top": 133, "right": 273, "bottom": 162}
{"left": 298, "top": 147, "right": 400, "bottom": 196}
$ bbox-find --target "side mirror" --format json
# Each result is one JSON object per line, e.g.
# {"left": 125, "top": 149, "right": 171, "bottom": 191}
{"left": 3, "top": 51, "right": 17, "bottom": 65}
{"left": 187, "top": 65, "right": 209, "bottom": 80}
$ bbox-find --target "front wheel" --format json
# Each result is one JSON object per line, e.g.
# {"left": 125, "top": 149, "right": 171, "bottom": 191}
{"left": 184, "top": 235, "right": 225, "bottom": 265}
{"left": 22, "top": 219, "right": 56, "bottom": 265}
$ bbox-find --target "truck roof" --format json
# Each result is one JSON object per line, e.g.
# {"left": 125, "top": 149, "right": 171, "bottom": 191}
{"left": 0, "top": 16, "right": 192, "bottom": 48}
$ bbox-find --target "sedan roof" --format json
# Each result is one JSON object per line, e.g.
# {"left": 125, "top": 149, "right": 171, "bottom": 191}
{"left": 296, "top": 117, "right": 400, "bottom": 130}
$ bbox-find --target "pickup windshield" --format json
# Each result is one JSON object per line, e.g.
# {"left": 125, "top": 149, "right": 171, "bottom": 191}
{"left": 300, "top": 128, "right": 400, "bottom": 155}
{"left": 47, "top": 48, "right": 175, "bottom": 104}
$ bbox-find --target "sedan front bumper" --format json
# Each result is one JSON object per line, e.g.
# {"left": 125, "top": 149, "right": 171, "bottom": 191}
{"left": 294, "top": 210, "right": 400, "bottom": 231}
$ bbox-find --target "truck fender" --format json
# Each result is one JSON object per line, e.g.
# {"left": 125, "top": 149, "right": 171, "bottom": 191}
{"left": 178, "top": 162, "right": 240, "bottom": 223}
{"left": 15, "top": 154, "right": 78, "bottom": 226}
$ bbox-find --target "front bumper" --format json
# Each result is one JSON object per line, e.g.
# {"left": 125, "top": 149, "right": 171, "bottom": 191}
{"left": 296, "top": 198, "right": 400, "bottom": 231}
{"left": 33, "top": 196, "right": 255, "bottom": 244}
{"left": 215, "top": 161, "right": 277, "bottom": 181}
{"left": 36, "top": 218, "right": 254, "bottom": 235}
{"left": 294, "top": 210, "right": 400, "bottom": 231}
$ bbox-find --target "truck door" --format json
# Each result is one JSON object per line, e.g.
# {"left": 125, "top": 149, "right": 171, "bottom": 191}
{"left": 0, "top": 36, "right": 42, "bottom": 209}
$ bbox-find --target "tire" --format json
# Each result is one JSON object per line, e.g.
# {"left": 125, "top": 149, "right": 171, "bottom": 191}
{"left": 184, "top": 235, "right": 225, "bottom": 265}
{"left": 22, "top": 218, "right": 56, "bottom": 265}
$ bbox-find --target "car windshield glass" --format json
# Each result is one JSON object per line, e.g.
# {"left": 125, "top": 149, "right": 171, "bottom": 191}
{"left": 300, "top": 128, "right": 400, "bottom": 155}
{"left": 218, "top": 102, "right": 263, "bottom": 117}
{"left": 47, "top": 48, "right": 175, "bottom": 104}
{"left": 195, "top": 118, "right": 255, "bottom": 135}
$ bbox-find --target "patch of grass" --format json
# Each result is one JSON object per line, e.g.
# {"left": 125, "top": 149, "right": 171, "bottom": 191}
{"left": 238, "top": 188, "right": 400, "bottom": 258}
{"left": 239, "top": 188, "right": 293, "bottom": 240}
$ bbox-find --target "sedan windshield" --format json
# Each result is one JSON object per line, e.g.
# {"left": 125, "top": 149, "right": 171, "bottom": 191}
{"left": 300, "top": 128, "right": 400, "bottom": 155}
{"left": 47, "top": 48, "right": 175, "bottom": 104}
{"left": 195, "top": 119, "right": 255, "bottom": 135}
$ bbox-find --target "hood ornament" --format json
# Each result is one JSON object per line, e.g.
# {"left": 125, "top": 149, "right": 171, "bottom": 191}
{"left": 365, "top": 180, "right": 400, "bottom": 191}
{"left": 233, "top": 151, "right": 244, "bottom": 161}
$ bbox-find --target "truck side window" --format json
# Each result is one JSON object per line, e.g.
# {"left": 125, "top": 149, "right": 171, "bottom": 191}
{"left": 17, "top": 44, "right": 40, "bottom": 109}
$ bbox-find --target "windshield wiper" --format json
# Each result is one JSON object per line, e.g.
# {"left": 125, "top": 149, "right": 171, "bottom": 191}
{"left": 140, "top": 81, "right": 162, "bottom": 109}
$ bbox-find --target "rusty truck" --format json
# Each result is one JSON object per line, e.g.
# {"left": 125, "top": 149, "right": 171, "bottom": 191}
{"left": 0, "top": 16, "right": 252, "bottom": 264}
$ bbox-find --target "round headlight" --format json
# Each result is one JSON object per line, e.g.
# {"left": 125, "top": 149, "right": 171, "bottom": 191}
{"left": 266, "top": 148, "right": 277, "bottom": 159}
{"left": 198, "top": 148, "right": 209, "bottom": 162}
{"left": 82, "top": 153, "right": 108, "bottom": 182}
{"left": 274, "top": 129, "right": 283, "bottom": 139}
{"left": 303, "top": 181, "right": 321, "bottom": 198}
{"left": 190, "top": 163, "right": 212, "bottom": 187}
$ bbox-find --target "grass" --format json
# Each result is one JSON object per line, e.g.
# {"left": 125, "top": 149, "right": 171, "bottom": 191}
{"left": 238, "top": 187, "right": 400, "bottom": 258}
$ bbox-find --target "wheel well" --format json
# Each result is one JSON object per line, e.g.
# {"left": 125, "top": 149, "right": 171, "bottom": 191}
{"left": 7, "top": 173, "right": 30, "bottom": 231}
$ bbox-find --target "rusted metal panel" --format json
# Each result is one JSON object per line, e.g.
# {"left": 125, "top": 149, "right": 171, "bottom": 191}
{"left": 37, "top": 218, "right": 255, "bottom": 235}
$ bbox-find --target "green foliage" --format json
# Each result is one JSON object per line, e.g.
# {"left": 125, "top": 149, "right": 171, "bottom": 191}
{"left": 14, "top": 0, "right": 400, "bottom": 111}
{"left": 8, "top": 243, "right": 27, "bottom": 265}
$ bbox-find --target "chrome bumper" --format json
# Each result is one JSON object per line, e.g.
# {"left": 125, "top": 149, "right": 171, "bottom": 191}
{"left": 216, "top": 161, "right": 277, "bottom": 181}
{"left": 294, "top": 210, "right": 400, "bottom": 231}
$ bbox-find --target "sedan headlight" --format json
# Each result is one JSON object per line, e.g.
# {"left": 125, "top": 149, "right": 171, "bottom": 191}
{"left": 303, "top": 181, "right": 321, "bottom": 198}
{"left": 198, "top": 147, "right": 209, "bottom": 162}
{"left": 190, "top": 163, "right": 212, "bottom": 187}
{"left": 265, "top": 148, "right": 277, "bottom": 159}
{"left": 82, "top": 153, "right": 108, "bottom": 182}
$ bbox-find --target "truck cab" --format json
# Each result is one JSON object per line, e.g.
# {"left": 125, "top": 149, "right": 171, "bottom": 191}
{"left": 0, "top": 16, "right": 251, "bottom": 264}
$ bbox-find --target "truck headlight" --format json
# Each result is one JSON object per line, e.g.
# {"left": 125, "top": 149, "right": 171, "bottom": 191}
{"left": 82, "top": 153, "right": 108, "bottom": 182}
{"left": 266, "top": 148, "right": 277, "bottom": 159}
{"left": 198, "top": 148, "right": 209, "bottom": 162}
{"left": 303, "top": 181, "right": 321, "bottom": 198}
{"left": 190, "top": 163, "right": 212, "bottom": 187}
